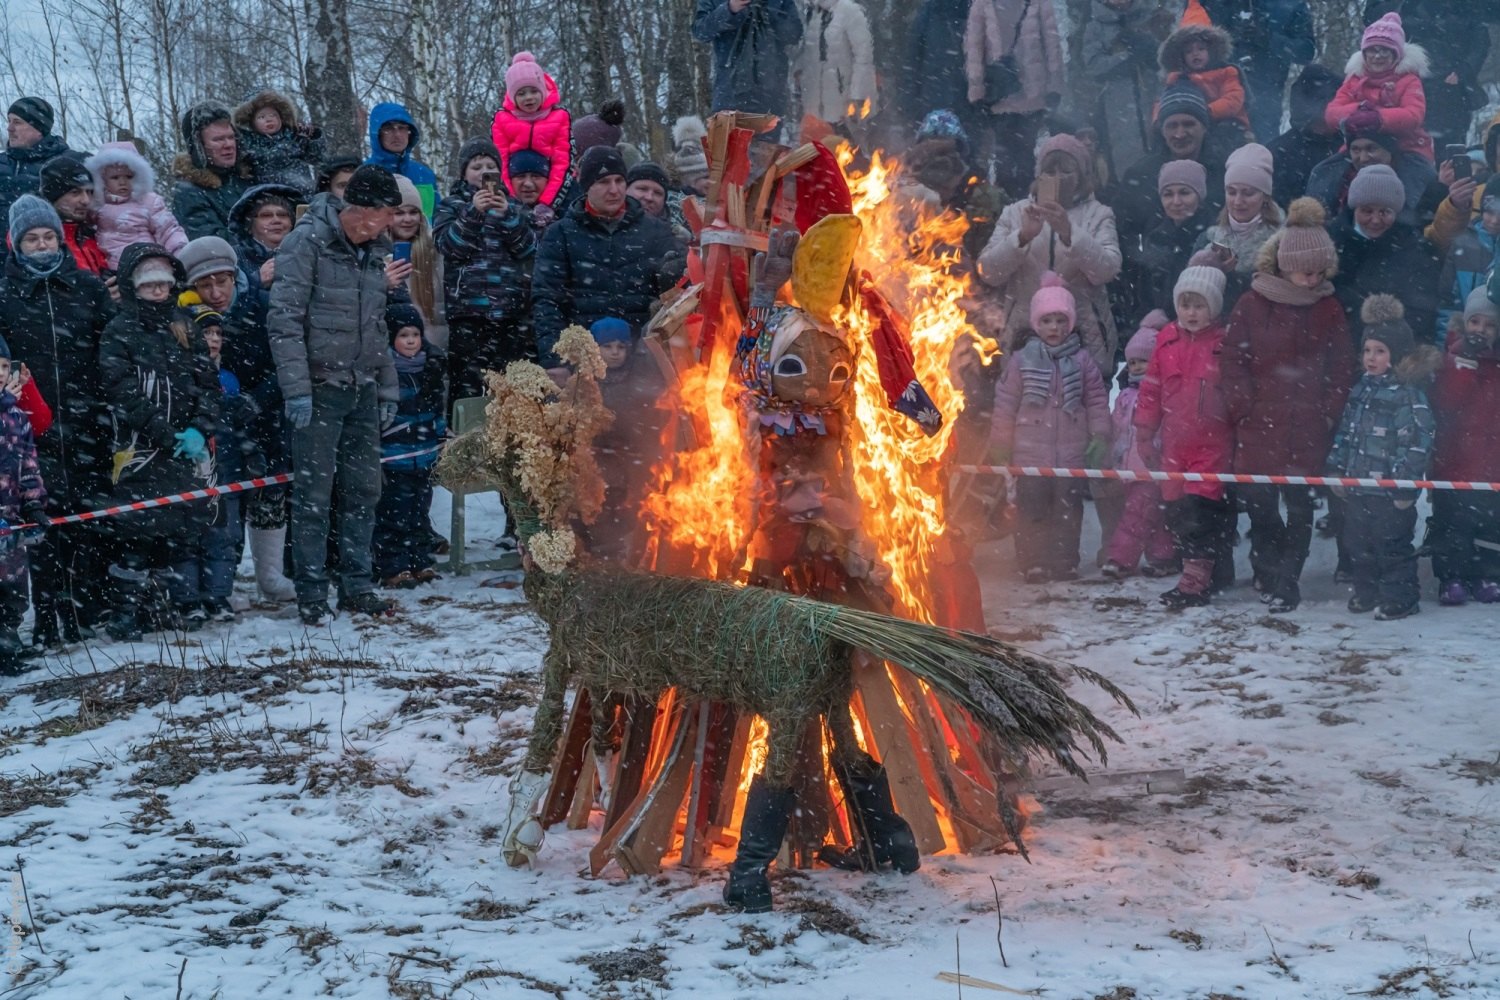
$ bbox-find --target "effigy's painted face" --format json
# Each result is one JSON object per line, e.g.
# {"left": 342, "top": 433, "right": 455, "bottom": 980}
{"left": 770, "top": 311, "right": 853, "bottom": 407}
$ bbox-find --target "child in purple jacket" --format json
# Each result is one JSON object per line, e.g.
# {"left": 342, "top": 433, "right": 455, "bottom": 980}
{"left": 0, "top": 335, "right": 48, "bottom": 673}
{"left": 989, "top": 272, "right": 1111, "bottom": 583}
{"left": 1103, "top": 311, "right": 1177, "bottom": 579}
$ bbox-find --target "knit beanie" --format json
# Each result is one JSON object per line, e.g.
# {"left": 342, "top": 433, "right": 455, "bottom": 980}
{"left": 1157, "top": 81, "right": 1212, "bottom": 129}
{"left": 672, "top": 116, "right": 709, "bottom": 178}
{"left": 1342, "top": 119, "right": 1401, "bottom": 155}
{"left": 916, "top": 109, "right": 969, "bottom": 157}
{"left": 343, "top": 165, "right": 402, "bottom": 208}
{"left": 1173, "top": 265, "right": 1226, "bottom": 319}
{"left": 316, "top": 154, "right": 362, "bottom": 194}
{"left": 132, "top": 259, "right": 178, "bottom": 289}
{"left": 39, "top": 155, "right": 93, "bottom": 203}
{"left": 1224, "top": 142, "right": 1273, "bottom": 196}
{"left": 394, "top": 173, "right": 422, "bottom": 210}
{"left": 504, "top": 52, "right": 549, "bottom": 97}
{"left": 7, "top": 194, "right": 63, "bottom": 249}
{"left": 1276, "top": 198, "right": 1338, "bottom": 275}
{"left": 1288, "top": 64, "right": 1342, "bottom": 129}
{"left": 590, "top": 317, "right": 633, "bottom": 346}
{"left": 1157, "top": 159, "right": 1207, "bottom": 200}
{"left": 386, "top": 302, "right": 425, "bottom": 340}
{"left": 1361, "top": 12, "right": 1405, "bottom": 62}
{"left": 1034, "top": 133, "right": 1091, "bottom": 177}
{"left": 1465, "top": 286, "right": 1500, "bottom": 325}
{"left": 577, "top": 145, "right": 627, "bottom": 191}
{"left": 1029, "top": 272, "right": 1077, "bottom": 330}
{"left": 573, "top": 100, "right": 626, "bottom": 154}
{"left": 1360, "top": 294, "right": 1413, "bottom": 365}
{"left": 509, "top": 149, "right": 550, "bottom": 177}
{"left": 186, "top": 302, "right": 224, "bottom": 335}
{"left": 454, "top": 137, "right": 501, "bottom": 182}
{"left": 8, "top": 97, "right": 54, "bottom": 136}
{"left": 177, "top": 236, "right": 238, "bottom": 283}
{"left": 1126, "top": 310, "right": 1170, "bottom": 361}
{"left": 626, "top": 162, "right": 671, "bottom": 193}
{"left": 1347, "top": 163, "right": 1404, "bottom": 212}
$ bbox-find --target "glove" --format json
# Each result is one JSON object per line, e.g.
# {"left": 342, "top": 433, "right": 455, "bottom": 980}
{"left": 1084, "top": 434, "right": 1110, "bottom": 470}
{"left": 751, "top": 227, "right": 799, "bottom": 310}
{"left": 19, "top": 502, "right": 48, "bottom": 545}
{"left": 529, "top": 203, "right": 556, "bottom": 228}
{"left": 284, "top": 395, "right": 313, "bottom": 429}
{"left": 379, "top": 401, "right": 398, "bottom": 429}
{"left": 173, "top": 427, "right": 209, "bottom": 462}
{"left": 1341, "top": 107, "right": 1382, "bottom": 134}
{"left": 1136, "top": 436, "right": 1161, "bottom": 470}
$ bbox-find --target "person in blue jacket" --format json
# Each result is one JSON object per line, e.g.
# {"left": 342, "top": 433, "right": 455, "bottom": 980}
{"left": 692, "top": 0, "right": 803, "bottom": 120}
{"left": 365, "top": 102, "right": 438, "bottom": 218}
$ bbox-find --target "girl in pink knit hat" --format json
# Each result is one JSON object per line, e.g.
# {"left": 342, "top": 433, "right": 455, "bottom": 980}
{"left": 1324, "top": 12, "right": 1433, "bottom": 162}
{"left": 491, "top": 52, "right": 573, "bottom": 207}
{"left": 988, "top": 272, "right": 1111, "bottom": 584}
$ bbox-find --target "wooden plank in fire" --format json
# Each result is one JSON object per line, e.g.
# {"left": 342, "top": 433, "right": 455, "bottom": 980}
{"left": 540, "top": 688, "right": 593, "bottom": 828}
{"left": 566, "top": 752, "right": 598, "bottom": 831}
{"left": 611, "top": 707, "right": 701, "bottom": 876}
{"left": 851, "top": 655, "right": 946, "bottom": 854}
{"left": 590, "top": 699, "right": 685, "bottom": 876}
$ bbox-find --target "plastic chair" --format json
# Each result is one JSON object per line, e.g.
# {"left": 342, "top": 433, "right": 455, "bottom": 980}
{"left": 447, "top": 396, "right": 520, "bottom": 575}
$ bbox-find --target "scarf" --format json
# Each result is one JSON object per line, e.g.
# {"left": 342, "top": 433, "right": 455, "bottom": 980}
{"left": 1016, "top": 333, "right": 1084, "bottom": 412}
{"left": 20, "top": 251, "right": 62, "bottom": 277}
{"left": 393, "top": 347, "right": 427, "bottom": 375}
{"left": 1227, "top": 213, "right": 1260, "bottom": 235}
{"left": 1251, "top": 271, "right": 1333, "bottom": 306}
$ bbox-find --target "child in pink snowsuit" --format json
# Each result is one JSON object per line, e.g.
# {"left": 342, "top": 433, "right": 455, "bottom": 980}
{"left": 1103, "top": 311, "right": 1177, "bottom": 579}
{"left": 989, "top": 272, "right": 1111, "bottom": 584}
{"left": 84, "top": 141, "right": 189, "bottom": 270}
{"left": 491, "top": 52, "right": 572, "bottom": 208}
{"left": 1324, "top": 12, "right": 1433, "bottom": 162}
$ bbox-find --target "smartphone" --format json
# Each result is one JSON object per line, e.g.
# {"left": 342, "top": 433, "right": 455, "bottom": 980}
{"left": 1035, "top": 174, "right": 1060, "bottom": 205}
{"left": 392, "top": 241, "right": 412, "bottom": 263}
{"left": 295, "top": 203, "right": 309, "bottom": 221}
{"left": 1211, "top": 240, "right": 1233, "bottom": 260}
{"left": 1446, "top": 144, "right": 1472, "bottom": 179}
{"left": 480, "top": 170, "right": 502, "bottom": 195}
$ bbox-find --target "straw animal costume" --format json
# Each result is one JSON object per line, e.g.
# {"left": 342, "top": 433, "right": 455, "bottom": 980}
{"left": 443, "top": 320, "right": 1131, "bottom": 916}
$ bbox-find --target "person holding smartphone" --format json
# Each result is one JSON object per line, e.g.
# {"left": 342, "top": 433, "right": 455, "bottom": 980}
{"left": 432, "top": 139, "right": 541, "bottom": 401}
{"left": 384, "top": 175, "right": 447, "bottom": 351}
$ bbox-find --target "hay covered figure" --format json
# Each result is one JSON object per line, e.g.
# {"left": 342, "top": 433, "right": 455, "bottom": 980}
{"left": 445, "top": 325, "right": 1133, "bottom": 914}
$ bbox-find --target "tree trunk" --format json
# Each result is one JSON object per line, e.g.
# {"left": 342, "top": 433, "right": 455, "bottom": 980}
{"left": 304, "top": 0, "right": 362, "bottom": 153}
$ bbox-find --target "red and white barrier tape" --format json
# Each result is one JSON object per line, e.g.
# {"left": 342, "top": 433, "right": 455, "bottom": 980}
{"left": 955, "top": 465, "right": 1500, "bottom": 492}
{"left": 3, "top": 444, "right": 445, "bottom": 534}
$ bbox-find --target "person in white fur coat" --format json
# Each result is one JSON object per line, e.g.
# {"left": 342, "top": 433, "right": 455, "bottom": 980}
{"left": 793, "top": 0, "right": 878, "bottom": 124}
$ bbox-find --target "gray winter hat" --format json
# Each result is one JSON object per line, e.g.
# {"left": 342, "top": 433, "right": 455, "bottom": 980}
{"left": 176, "top": 236, "right": 238, "bottom": 283}
{"left": 7, "top": 194, "right": 63, "bottom": 249}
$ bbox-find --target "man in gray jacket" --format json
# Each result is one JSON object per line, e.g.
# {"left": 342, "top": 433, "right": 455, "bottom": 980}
{"left": 268, "top": 164, "right": 401, "bottom": 624}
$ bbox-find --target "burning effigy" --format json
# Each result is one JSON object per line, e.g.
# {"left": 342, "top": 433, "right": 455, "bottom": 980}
{"left": 440, "top": 112, "right": 1132, "bottom": 914}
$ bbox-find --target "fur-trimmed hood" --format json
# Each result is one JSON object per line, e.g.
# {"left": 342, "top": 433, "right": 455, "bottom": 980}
{"left": 172, "top": 152, "right": 251, "bottom": 190}
{"left": 1393, "top": 342, "right": 1442, "bottom": 386}
{"left": 1159, "top": 24, "right": 1232, "bottom": 74}
{"left": 1344, "top": 43, "right": 1429, "bottom": 80}
{"left": 85, "top": 141, "right": 155, "bottom": 202}
{"left": 232, "top": 88, "right": 300, "bottom": 132}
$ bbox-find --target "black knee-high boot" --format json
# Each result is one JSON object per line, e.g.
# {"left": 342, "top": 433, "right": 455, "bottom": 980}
{"left": 724, "top": 774, "right": 795, "bottom": 913}
{"left": 817, "top": 752, "right": 920, "bottom": 874}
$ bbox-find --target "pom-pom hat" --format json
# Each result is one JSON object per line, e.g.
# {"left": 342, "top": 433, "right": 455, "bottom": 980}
{"left": 1030, "top": 271, "right": 1076, "bottom": 330}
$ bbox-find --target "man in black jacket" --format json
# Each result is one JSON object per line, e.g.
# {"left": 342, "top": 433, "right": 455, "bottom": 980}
{"left": 0, "top": 98, "right": 75, "bottom": 235}
{"left": 532, "top": 146, "right": 685, "bottom": 371}
{"left": 172, "top": 101, "right": 251, "bottom": 242}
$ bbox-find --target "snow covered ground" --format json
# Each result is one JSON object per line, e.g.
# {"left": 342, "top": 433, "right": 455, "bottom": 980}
{"left": 3, "top": 490, "right": 1499, "bottom": 999}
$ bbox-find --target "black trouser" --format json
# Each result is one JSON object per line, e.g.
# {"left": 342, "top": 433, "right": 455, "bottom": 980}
{"left": 374, "top": 468, "right": 435, "bottom": 578}
{"left": 448, "top": 316, "right": 530, "bottom": 402}
{"left": 1342, "top": 493, "right": 1419, "bottom": 609}
{"left": 991, "top": 111, "right": 1046, "bottom": 200}
{"left": 1013, "top": 478, "right": 1083, "bottom": 576}
{"left": 28, "top": 522, "right": 106, "bottom": 628}
{"left": 1167, "top": 493, "right": 1234, "bottom": 562}
{"left": 1431, "top": 491, "right": 1500, "bottom": 584}
{"left": 1241, "top": 484, "right": 1316, "bottom": 601}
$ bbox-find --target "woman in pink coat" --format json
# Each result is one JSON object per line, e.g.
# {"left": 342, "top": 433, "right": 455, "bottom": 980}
{"left": 84, "top": 141, "right": 189, "bottom": 270}
{"left": 1324, "top": 13, "right": 1433, "bottom": 162}
{"left": 491, "top": 52, "right": 572, "bottom": 208}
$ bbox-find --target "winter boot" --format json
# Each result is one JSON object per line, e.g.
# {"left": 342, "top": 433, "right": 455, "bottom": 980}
{"left": 250, "top": 527, "right": 298, "bottom": 603}
{"left": 29, "top": 602, "right": 60, "bottom": 649}
{"left": 338, "top": 591, "right": 396, "bottom": 617}
{"left": 104, "top": 563, "right": 150, "bottom": 641}
{"left": 723, "top": 775, "right": 796, "bottom": 913}
{"left": 1160, "top": 558, "right": 1213, "bottom": 610}
{"left": 817, "top": 753, "right": 920, "bottom": 874}
{"left": 0, "top": 627, "right": 24, "bottom": 675}
{"left": 500, "top": 770, "right": 552, "bottom": 867}
{"left": 1438, "top": 579, "right": 1470, "bottom": 606}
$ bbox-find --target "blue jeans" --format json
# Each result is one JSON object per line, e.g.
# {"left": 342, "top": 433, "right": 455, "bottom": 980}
{"left": 170, "top": 496, "right": 243, "bottom": 605}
